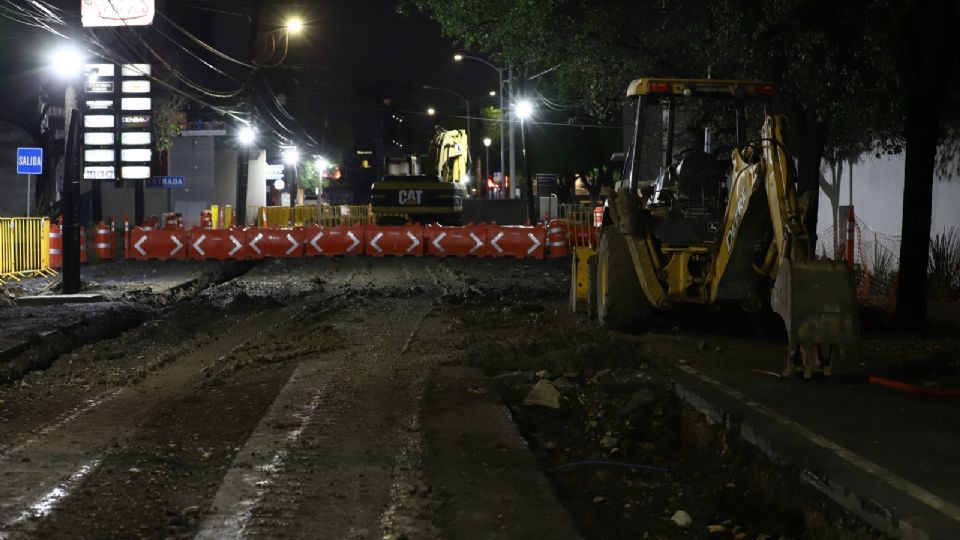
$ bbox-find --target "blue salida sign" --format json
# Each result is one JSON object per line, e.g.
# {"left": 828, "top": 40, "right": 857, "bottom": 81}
{"left": 16, "top": 147, "right": 43, "bottom": 175}
{"left": 147, "top": 176, "right": 185, "bottom": 188}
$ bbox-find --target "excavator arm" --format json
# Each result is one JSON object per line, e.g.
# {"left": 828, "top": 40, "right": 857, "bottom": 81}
{"left": 716, "top": 115, "right": 859, "bottom": 376}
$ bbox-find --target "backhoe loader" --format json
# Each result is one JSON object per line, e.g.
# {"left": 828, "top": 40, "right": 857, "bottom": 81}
{"left": 574, "top": 78, "right": 858, "bottom": 377}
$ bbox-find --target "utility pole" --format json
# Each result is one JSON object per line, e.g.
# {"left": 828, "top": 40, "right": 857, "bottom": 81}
{"left": 507, "top": 66, "right": 516, "bottom": 199}
{"left": 62, "top": 110, "right": 82, "bottom": 294}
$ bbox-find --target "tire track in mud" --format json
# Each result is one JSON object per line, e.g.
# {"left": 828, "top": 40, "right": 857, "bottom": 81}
{"left": 0, "top": 260, "right": 368, "bottom": 538}
{"left": 196, "top": 293, "right": 444, "bottom": 539}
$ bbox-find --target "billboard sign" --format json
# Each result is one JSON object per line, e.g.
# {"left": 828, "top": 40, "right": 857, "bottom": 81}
{"left": 82, "top": 0, "right": 155, "bottom": 27}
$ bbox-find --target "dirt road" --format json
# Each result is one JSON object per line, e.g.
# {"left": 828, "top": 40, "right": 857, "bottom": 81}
{"left": 0, "top": 258, "right": 580, "bottom": 539}
{"left": 0, "top": 257, "right": 896, "bottom": 539}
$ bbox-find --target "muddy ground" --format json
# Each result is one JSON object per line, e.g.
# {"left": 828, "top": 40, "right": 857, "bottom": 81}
{"left": 0, "top": 257, "right": 932, "bottom": 538}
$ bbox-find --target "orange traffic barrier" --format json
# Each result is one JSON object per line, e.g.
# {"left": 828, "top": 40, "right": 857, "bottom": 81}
{"left": 93, "top": 221, "right": 114, "bottom": 261}
{"left": 244, "top": 227, "right": 305, "bottom": 259}
{"left": 188, "top": 227, "right": 251, "bottom": 261}
{"left": 484, "top": 224, "right": 546, "bottom": 259}
{"left": 423, "top": 223, "right": 487, "bottom": 257}
{"left": 303, "top": 224, "right": 364, "bottom": 257}
{"left": 162, "top": 212, "right": 183, "bottom": 230}
{"left": 364, "top": 224, "right": 423, "bottom": 257}
{"left": 546, "top": 219, "right": 569, "bottom": 258}
{"left": 49, "top": 222, "right": 62, "bottom": 268}
{"left": 129, "top": 228, "right": 188, "bottom": 261}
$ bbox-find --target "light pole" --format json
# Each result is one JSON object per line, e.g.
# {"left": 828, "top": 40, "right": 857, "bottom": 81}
{"left": 454, "top": 54, "right": 507, "bottom": 196}
{"left": 283, "top": 146, "right": 299, "bottom": 208}
{"left": 422, "top": 85, "right": 470, "bottom": 151}
{"left": 236, "top": 125, "right": 256, "bottom": 226}
{"left": 483, "top": 137, "right": 492, "bottom": 198}
{"left": 516, "top": 98, "right": 536, "bottom": 223}
{"left": 48, "top": 44, "right": 86, "bottom": 294}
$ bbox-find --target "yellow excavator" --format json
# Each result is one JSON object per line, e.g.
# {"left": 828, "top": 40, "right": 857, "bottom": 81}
{"left": 573, "top": 78, "right": 858, "bottom": 377}
{"left": 371, "top": 128, "right": 469, "bottom": 225}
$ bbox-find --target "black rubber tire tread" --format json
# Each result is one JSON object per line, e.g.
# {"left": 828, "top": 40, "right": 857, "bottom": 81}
{"left": 595, "top": 228, "right": 650, "bottom": 332}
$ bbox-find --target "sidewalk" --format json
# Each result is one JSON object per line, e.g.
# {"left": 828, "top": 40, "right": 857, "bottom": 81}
{"left": 646, "top": 324, "right": 960, "bottom": 540}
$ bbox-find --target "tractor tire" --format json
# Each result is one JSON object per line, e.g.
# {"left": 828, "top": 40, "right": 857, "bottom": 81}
{"left": 595, "top": 228, "right": 651, "bottom": 332}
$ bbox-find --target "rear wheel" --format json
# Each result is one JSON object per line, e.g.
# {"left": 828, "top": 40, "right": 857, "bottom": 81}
{"left": 595, "top": 228, "right": 651, "bottom": 332}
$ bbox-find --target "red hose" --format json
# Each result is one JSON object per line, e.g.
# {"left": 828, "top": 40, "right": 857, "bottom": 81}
{"left": 867, "top": 375, "right": 960, "bottom": 396}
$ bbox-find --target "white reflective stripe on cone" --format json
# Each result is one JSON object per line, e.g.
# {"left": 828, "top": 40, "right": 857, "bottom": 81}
{"left": 49, "top": 249, "right": 62, "bottom": 254}
{"left": 94, "top": 243, "right": 112, "bottom": 249}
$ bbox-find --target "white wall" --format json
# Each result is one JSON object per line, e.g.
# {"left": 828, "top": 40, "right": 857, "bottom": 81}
{"left": 817, "top": 151, "right": 960, "bottom": 243}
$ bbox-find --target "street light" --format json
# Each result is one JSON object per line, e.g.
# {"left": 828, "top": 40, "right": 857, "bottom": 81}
{"left": 488, "top": 90, "right": 496, "bottom": 97}
{"left": 315, "top": 156, "right": 330, "bottom": 171}
{"left": 283, "top": 147, "right": 300, "bottom": 165}
{"left": 515, "top": 98, "right": 536, "bottom": 222}
{"left": 427, "top": 107, "right": 436, "bottom": 116}
{"left": 422, "top": 85, "right": 470, "bottom": 156}
{"left": 286, "top": 18, "right": 304, "bottom": 34}
{"left": 238, "top": 126, "right": 256, "bottom": 146}
{"left": 454, "top": 53, "right": 507, "bottom": 195}
{"left": 483, "top": 137, "right": 492, "bottom": 198}
{"left": 48, "top": 45, "right": 85, "bottom": 79}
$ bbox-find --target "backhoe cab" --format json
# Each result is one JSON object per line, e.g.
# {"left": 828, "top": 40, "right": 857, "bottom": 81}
{"left": 581, "top": 78, "right": 858, "bottom": 378}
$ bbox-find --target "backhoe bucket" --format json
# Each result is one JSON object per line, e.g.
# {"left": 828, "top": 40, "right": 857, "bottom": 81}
{"left": 771, "top": 259, "right": 859, "bottom": 345}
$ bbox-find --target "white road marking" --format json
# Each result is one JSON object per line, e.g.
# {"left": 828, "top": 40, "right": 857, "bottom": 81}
{"left": 195, "top": 363, "right": 327, "bottom": 539}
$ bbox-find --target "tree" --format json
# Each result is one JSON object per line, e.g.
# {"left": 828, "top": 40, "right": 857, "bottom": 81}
{"left": 890, "top": 0, "right": 960, "bottom": 329}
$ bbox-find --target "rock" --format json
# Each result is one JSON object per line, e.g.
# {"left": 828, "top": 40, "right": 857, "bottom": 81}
{"left": 714, "top": 346, "right": 722, "bottom": 353}
{"left": 183, "top": 505, "right": 199, "bottom": 515}
{"left": 599, "top": 435, "right": 619, "bottom": 449}
{"left": 622, "top": 388, "right": 656, "bottom": 415}
{"left": 535, "top": 370, "right": 554, "bottom": 380}
{"left": 670, "top": 510, "right": 693, "bottom": 528}
{"left": 592, "top": 496, "right": 605, "bottom": 504}
{"left": 522, "top": 380, "right": 561, "bottom": 409}
{"left": 707, "top": 524, "right": 727, "bottom": 534}
{"left": 697, "top": 341, "right": 707, "bottom": 350}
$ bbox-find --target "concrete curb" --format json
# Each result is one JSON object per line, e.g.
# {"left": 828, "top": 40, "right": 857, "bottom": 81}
{"left": 675, "top": 365, "right": 956, "bottom": 540}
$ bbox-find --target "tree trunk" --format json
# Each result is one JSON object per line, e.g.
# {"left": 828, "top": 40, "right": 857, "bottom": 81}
{"left": 896, "top": 118, "right": 937, "bottom": 329}
{"left": 893, "top": 0, "right": 958, "bottom": 330}
{"left": 789, "top": 104, "right": 828, "bottom": 253}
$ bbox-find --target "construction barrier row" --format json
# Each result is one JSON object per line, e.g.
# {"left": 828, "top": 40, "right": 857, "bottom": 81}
{"left": 122, "top": 222, "right": 559, "bottom": 261}
{"left": 1, "top": 218, "right": 56, "bottom": 284}
{"left": 34, "top": 210, "right": 600, "bottom": 270}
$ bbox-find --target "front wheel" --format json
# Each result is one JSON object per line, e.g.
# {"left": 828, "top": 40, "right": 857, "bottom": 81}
{"left": 595, "top": 228, "right": 651, "bottom": 332}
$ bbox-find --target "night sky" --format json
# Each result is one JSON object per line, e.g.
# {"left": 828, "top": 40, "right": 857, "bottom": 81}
{"left": 0, "top": 0, "right": 497, "bottom": 159}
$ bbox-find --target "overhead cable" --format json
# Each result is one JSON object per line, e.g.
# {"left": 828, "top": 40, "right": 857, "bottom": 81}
{"left": 156, "top": 10, "right": 256, "bottom": 69}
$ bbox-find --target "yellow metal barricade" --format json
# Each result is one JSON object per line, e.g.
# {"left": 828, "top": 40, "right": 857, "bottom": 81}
{"left": 0, "top": 217, "right": 57, "bottom": 285}
{"left": 256, "top": 205, "right": 374, "bottom": 227}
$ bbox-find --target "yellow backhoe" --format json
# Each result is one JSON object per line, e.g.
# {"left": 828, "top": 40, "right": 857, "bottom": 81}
{"left": 573, "top": 78, "right": 858, "bottom": 377}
